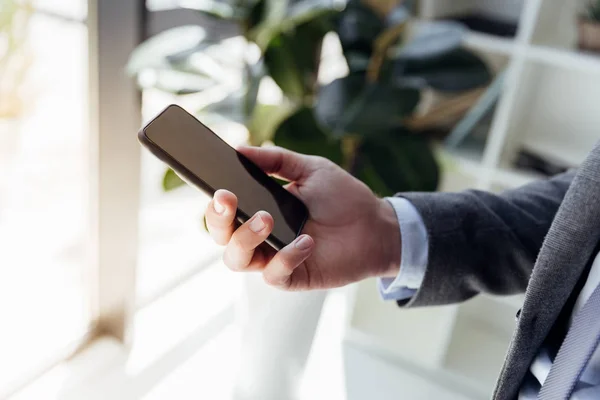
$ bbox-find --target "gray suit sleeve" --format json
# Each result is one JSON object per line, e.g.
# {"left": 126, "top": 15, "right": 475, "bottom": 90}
{"left": 399, "top": 170, "right": 575, "bottom": 307}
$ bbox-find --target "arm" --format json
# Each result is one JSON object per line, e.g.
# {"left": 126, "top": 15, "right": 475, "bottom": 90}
{"left": 399, "top": 170, "right": 575, "bottom": 307}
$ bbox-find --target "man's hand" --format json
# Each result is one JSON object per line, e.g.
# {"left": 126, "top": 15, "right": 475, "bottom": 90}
{"left": 205, "top": 146, "right": 401, "bottom": 291}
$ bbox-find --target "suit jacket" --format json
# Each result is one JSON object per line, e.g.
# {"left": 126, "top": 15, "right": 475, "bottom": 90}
{"left": 399, "top": 140, "right": 600, "bottom": 399}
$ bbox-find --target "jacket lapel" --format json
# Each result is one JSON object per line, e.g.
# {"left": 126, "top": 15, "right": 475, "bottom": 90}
{"left": 494, "top": 140, "right": 600, "bottom": 399}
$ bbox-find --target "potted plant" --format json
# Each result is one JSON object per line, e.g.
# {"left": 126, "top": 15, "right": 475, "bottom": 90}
{"left": 128, "top": 0, "right": 492, "bottom": 198}
{"left": 579, "top": 0, "right": 600, "bottom": 53}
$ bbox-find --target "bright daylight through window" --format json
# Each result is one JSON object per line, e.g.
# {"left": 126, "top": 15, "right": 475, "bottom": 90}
{"left": 0, "top": 0, "right": 89, "bottom": 396}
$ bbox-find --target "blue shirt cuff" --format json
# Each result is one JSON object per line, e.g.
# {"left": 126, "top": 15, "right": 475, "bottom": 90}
{"left": 377, "top": 197, "right": 429, "bottom": 301}
{"left": 378, "top": 278, "right": 417, "bottom": 300}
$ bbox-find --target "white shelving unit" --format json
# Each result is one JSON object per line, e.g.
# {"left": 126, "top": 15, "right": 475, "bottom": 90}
{"left": 463, "top": 31, "right": 516, "bottom": 55}
{"left": 344, "top": 1, "right": 600, "bottom": 398}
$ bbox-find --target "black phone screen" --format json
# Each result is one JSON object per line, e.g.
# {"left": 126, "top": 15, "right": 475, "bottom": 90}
{"left": 141, "top": 105, "right": 308, "bottom": 249}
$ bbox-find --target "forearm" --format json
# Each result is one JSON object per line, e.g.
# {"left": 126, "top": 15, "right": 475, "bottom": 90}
{"left": 398, "top": 170, "right": 575, "bottom": 307}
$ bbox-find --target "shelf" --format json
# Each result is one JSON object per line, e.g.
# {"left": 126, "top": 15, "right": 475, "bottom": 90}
{"left": 529, "top": 0, "right": 579, "bottom": 50}
{"left": 441, "top": 147, "right": 542, "bottom": 191}
{"left": 497, "top": 55, "right": 600, "bottom": 171}
{"left": 463, "top": 31, "right": 516, "bottom": 56}
{"left": 527, "top": 45, "right": 600, "bottom": 75}
{"left": 521, "top": 138, "right": 590, "bottom": 169}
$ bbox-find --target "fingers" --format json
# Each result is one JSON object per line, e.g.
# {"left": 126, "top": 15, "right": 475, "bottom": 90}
{"left": 262, "top": 234, "right": 314, "bottom": 288}
{"left": 237, "top": 146, "right": 316, "bottom": 183}
{"left": 206, "top": 189, "right": 237, "bottom": 245}
{"left": 223, "top": 211, "right": 274, "bottom": 271}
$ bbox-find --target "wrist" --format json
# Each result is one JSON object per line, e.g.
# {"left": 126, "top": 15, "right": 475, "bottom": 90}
{"left": 374, "top": 198, "right": 401, "bottom": 279}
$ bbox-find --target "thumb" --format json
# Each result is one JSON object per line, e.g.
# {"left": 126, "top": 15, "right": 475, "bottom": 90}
{"left": 237, "top": 146, "right": 315, "bottom": 182}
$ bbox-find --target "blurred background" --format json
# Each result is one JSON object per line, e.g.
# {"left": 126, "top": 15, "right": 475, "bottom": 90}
{"left": 1, "top": 0, "right": 599, "bottom": 399}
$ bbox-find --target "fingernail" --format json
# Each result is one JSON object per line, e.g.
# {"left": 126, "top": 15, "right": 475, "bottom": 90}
{"left": 249, "top": 213, "right": 265, "bottom": 233}
{"left": 295, "top": 235, "right": 312, "bottom": 250}
{"left": 213, "top": 199, "right": 225, "bottom": 214}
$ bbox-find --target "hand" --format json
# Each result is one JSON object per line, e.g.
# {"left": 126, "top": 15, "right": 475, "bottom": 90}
{"left": 205, "top": 146, "right": 401, "bottom": 291}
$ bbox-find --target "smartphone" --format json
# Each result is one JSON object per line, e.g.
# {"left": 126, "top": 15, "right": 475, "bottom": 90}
{"left": 138, "top": 104, "right": 309, "bottom": 250}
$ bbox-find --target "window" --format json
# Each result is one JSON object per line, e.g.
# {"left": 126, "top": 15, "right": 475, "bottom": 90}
{"left": 0, "top": 0, "right": 90, "bottom": 395}
{"left": 3, "top": 1, "right": 270, "bottom": 396}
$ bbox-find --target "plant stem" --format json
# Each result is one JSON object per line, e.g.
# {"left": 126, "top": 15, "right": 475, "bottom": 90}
{"left": 342, "top": 136, "right": 361, "bottom": 173}
{"left": 366, "top": 21, "right": 407, "bottom": 83}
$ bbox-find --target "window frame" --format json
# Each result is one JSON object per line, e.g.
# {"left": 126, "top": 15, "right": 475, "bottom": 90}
{"left": 1, "top": 1, "right": 144, "bottom": 395}
{"left": 87, "top": 0, "right": 144, "bottom": 344}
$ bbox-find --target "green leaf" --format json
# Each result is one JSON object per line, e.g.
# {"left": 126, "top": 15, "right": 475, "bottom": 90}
{"left": 198, "top": 91, "right": 246, "bottom": 124}
{"left": 345, "top": 51, "right": 371, "bottom": 73}
{"left": 134, "top": 68, "right": 218, "bottom": 94}
{"left": 264, "top": 35, "right": 306, "bottom": 99}
{"left": 128, "top": 27, "right": 248, "bottom": 96}
{"left": 183, "top": 0, "right": 255, "bottom": 20}
{"left": 247, "top": 0, "right": 266, "bottom": 31}
{"left": 247, "top": 102, "right": 298, "bottom": 145}
{"left": 286, "top": 0, "right": 340, "bottom": 27}
{"left": 273, "top": 107, "right": 344, "bottom": 165}
{"left": 315, "top": 74, "right": 420, "bottom": 137}
{"left": 244, "top": 59, "right": 265, "bottom": 116}
{"left": 248, "top": 0, "right": 339, "bottom": 51}
{"left": 336, "top": 1, "right": 384, "bottom": 57}
{"left": 163, "top": 168, "right": 186, "bottom": 191}
{"left": 167, "top": 36, "right": 248, "bottom": 83}
{"left": 353, "top": 155, "right": 394, "bottom": 196}
{"left": 355, "top": 129, "right": 439, "bottom": 196}
{"left": 247, "top": 0, "right": 290, "bottom": 50}
{"left": 264, "top": 13, "right": 332, "bottom": 100}
{"left": 127, "top": 26, "right": 239, "bottom": 94}
{"left": 197, "top": 72, "right": 266, "bottom": 126}
{"left": 393, "top": 21, "right": 466, "bottom": 61}
{"left": 127, "top": 26, "right": 210, "bottom": 74}
{"left": 396, "top": 48, "right": 492, "bottom": 93}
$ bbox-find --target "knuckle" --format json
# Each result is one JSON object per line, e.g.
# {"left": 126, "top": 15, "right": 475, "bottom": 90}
{"left": 310, "top": 155, "right": 330, "bottom": 167}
